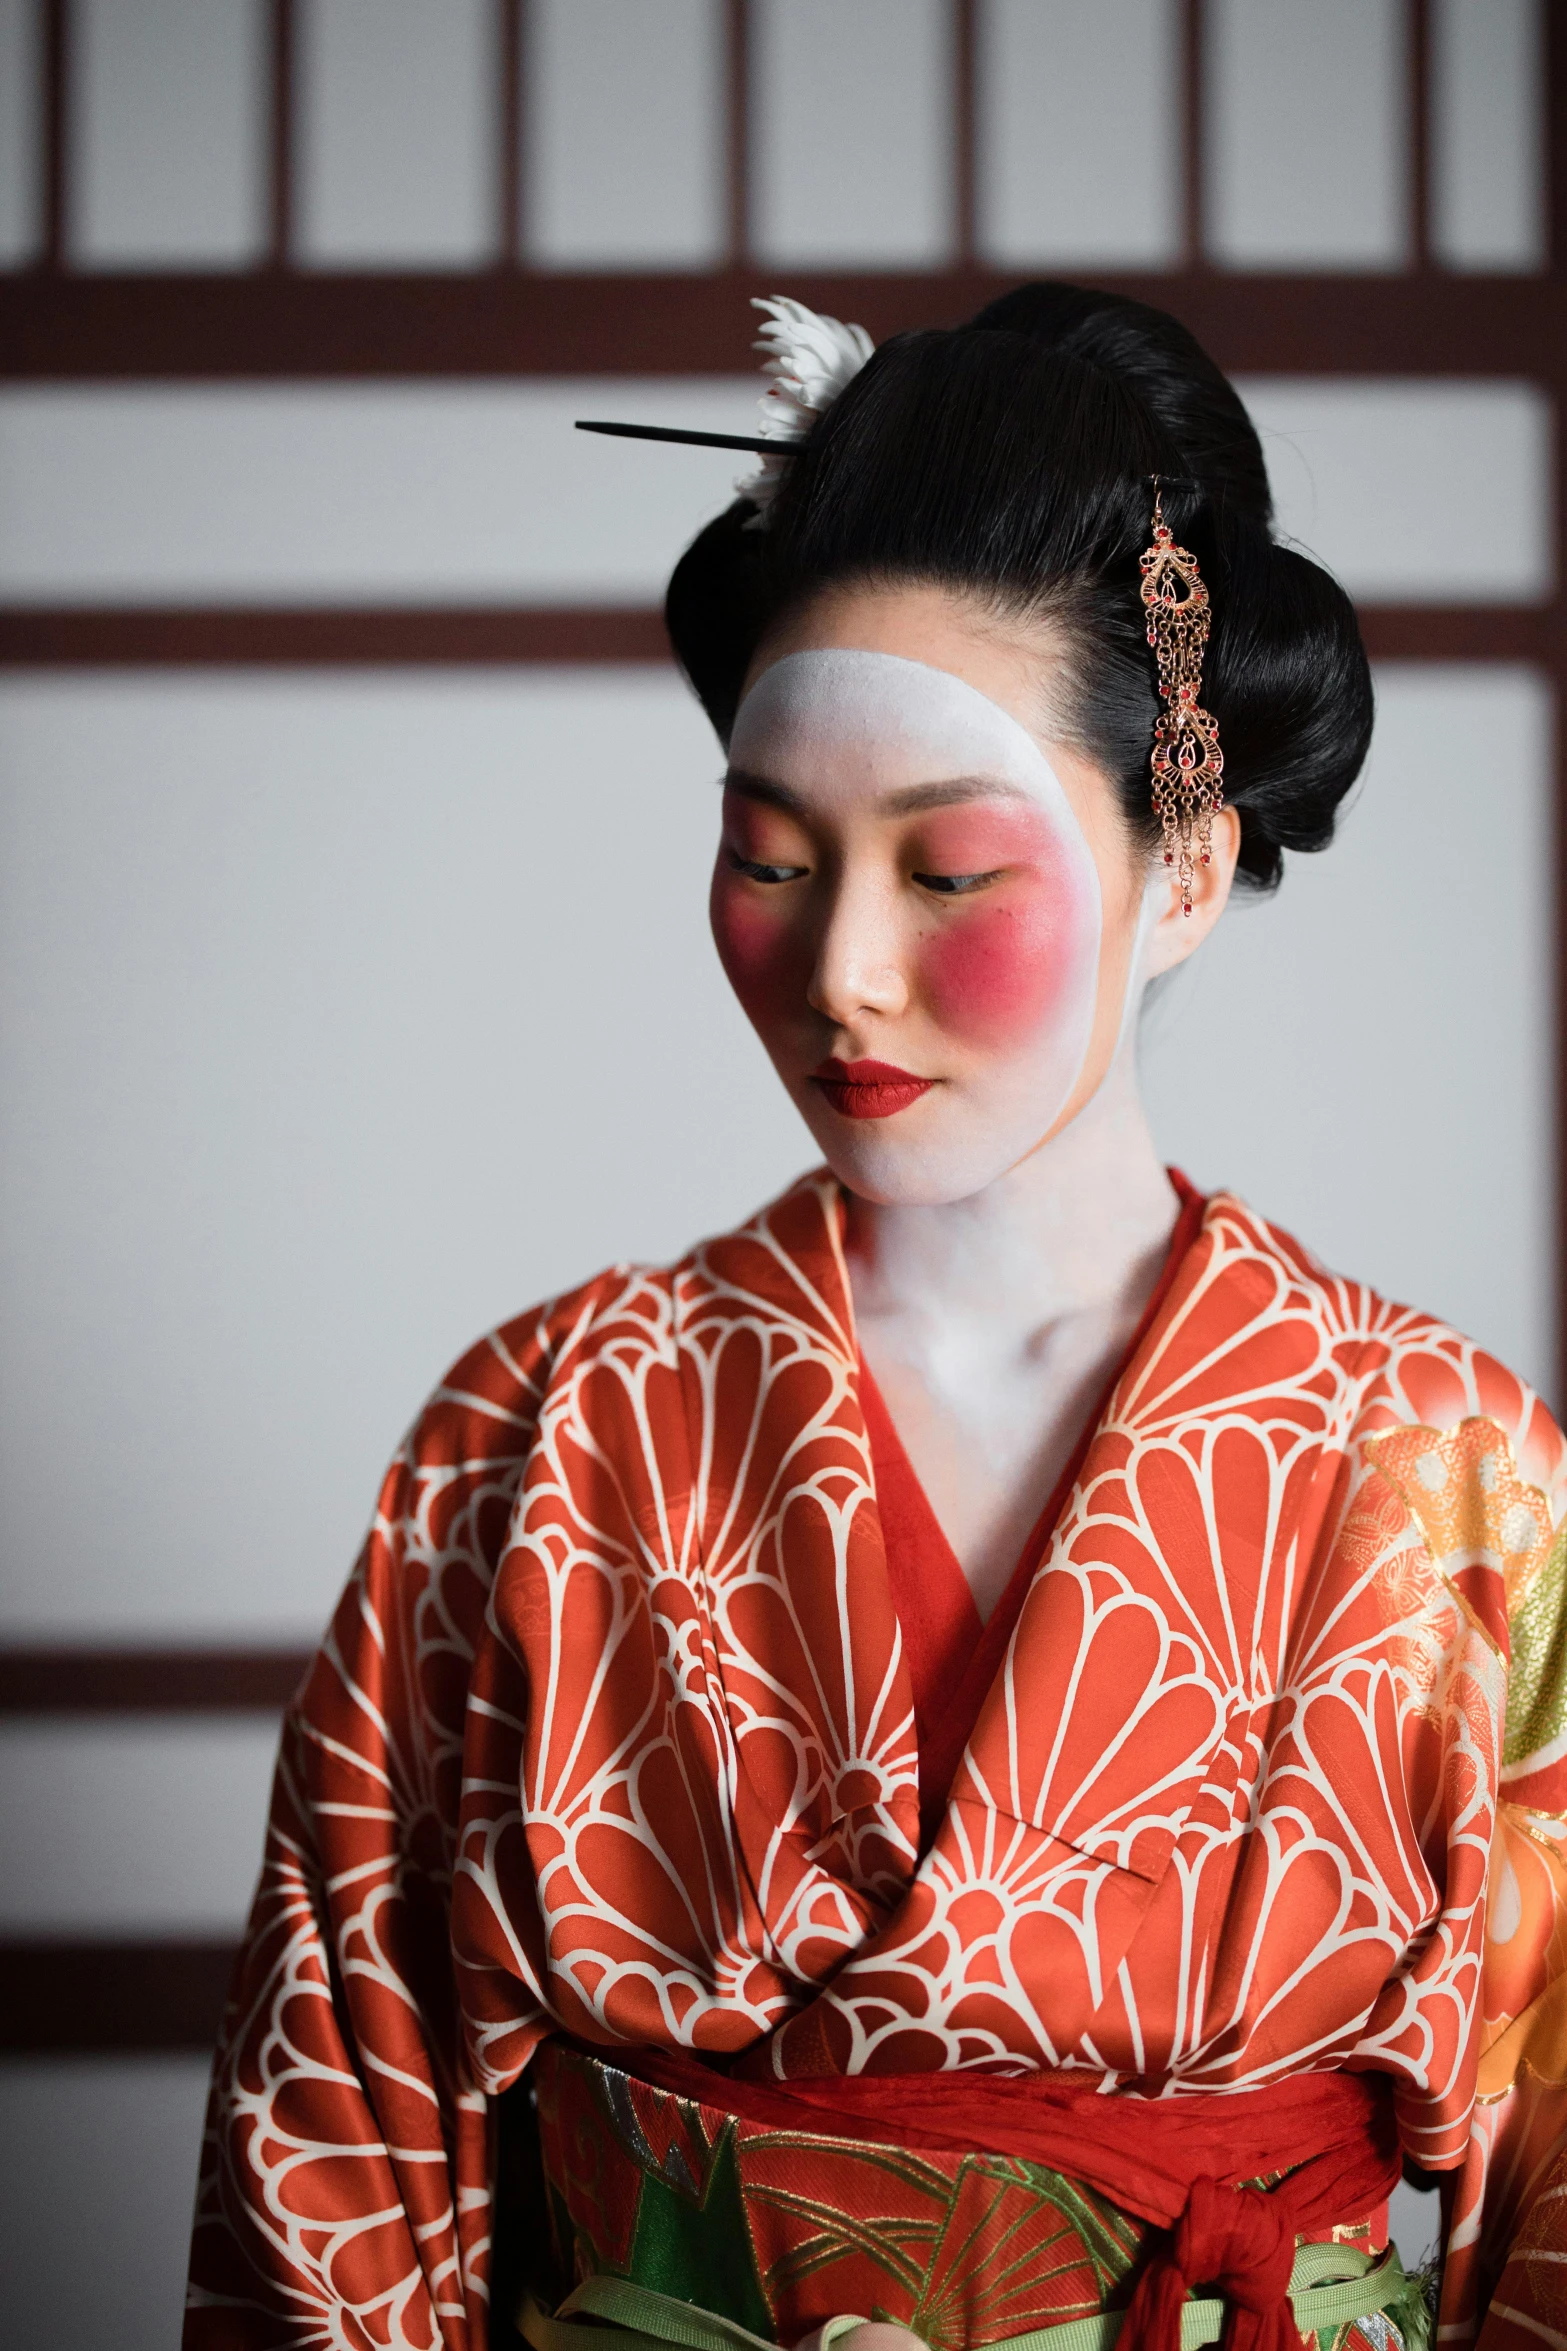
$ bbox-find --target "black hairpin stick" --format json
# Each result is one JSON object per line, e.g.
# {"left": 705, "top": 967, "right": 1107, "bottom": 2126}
{"left": 576, "top": 424, "right": 1202, "bottom": 497}
{"left": 575, "top": 420, "right": 802, "bottom": 455}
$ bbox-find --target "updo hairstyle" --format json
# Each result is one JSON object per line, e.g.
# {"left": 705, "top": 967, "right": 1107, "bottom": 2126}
{"left": 665, "top": 281, "right": 1372, "bottom": 893}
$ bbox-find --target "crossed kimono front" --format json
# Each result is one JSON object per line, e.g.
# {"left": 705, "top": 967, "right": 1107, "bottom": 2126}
{"left": 186, "top": 1177, "right": 1567, "bottom": 2351}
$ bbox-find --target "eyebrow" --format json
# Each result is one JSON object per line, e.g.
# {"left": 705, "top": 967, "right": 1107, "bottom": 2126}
{"left": 723, "top": 768, "right": 1029, "bottom": 816}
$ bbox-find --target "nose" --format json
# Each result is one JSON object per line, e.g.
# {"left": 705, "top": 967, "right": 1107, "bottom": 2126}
{"left": 806, "top": 867, "right": 910, "bottom": 1029}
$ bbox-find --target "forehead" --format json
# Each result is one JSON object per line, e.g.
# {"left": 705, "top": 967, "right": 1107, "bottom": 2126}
{"left": 729, "top": 648, "right": 1063, "bottom": 805}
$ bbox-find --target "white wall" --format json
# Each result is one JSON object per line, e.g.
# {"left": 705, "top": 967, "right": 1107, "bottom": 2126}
{"left": 0, "top": 380, "right": 762, "bottom": 601}
{"left": 0, "top": 2058, "right": 212, "bottom": 2347}
{"left": 1145, "top": 665, "right": 1555, "bottom": 1391}
{"left": 0, "top": 668, "right": 804, "bottom": 1643}
{"left": 527, "top": 0, "right": 726, "bottom": 268}
{"left": 72, "top": 0, "right": 267, "bottom": 267}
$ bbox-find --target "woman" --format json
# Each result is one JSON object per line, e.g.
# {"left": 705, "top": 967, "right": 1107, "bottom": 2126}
{"left": 186, "top": 284, "right": 1567, "bottom": 2351}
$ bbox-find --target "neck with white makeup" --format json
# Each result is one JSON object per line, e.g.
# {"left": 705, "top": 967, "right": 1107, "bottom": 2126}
{"left": 841, "top": 1042, "right": 1177, "bottom": 1356}
{"left": 841, "top": 1030, "right": 1179, "bottom": 1614}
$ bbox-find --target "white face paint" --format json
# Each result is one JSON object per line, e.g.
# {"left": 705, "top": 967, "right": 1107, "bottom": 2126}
{"left": 711, "top": 648, "right": 1108, "bottom": 1206}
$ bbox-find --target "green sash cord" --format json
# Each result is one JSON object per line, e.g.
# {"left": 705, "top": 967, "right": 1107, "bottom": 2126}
{"left": 519, "top": 2237, "right": 1426, "bottom": 2351}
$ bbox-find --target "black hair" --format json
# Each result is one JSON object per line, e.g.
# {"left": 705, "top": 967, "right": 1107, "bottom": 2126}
{"left": 664, "top": 282, "right": 1371, "bottom": 892}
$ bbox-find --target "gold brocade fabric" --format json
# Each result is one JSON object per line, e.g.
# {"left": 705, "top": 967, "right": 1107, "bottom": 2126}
{"left": 512, "top": 2043, "right": 1395, "bottom": 2351}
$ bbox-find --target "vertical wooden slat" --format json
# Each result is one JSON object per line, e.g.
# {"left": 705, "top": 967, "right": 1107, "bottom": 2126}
{"left": 1407, "top": 0, "right": 1431, "bottom": 270}
{"left": 1180, "top": 0, "right": 1206, "bottom": 271}
{"left": 40, "top": 0, "right": 68, "bottom": 268}
{"left": 952, "top": 0, "right": 978, "bottom": 267}
{"left": 498, "top": 0, "right": 523, "bottom": 265}
{"left": 265, "top": 0, "right": 295, "bottom": 268}
{"left": 725, "top": 0, "right": 750, "bottom": 264}
{"left": 1551, "top": 0, "right": 1567, "bottom": 281}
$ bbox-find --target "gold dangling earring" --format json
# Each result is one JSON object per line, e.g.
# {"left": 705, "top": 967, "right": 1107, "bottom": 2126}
{"left": 1139, "top": 486, "right": 1224, "bottom": 916}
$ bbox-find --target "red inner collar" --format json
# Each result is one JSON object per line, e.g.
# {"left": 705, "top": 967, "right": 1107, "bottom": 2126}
{"left": 860, "top": 1171, "right": 1208, "bottom": 1849}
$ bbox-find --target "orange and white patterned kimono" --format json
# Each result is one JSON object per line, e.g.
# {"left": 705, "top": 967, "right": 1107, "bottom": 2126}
{"left": 186, "top": 1176, "right": 1567, "bottom": 2351}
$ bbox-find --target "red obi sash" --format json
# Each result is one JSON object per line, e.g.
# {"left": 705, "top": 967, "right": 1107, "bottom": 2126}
{"left": 625, "top": 2047, "right": 1402, "bottom": 2351}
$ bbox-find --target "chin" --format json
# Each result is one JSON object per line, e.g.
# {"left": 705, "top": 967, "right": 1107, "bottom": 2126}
{"left": 794, "top": 1095, "right": 1010, "bottom": 1210}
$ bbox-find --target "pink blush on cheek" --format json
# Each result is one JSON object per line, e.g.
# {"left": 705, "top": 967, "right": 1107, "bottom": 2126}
{"left": 921, "top": 877, "right": 1096, "bottom": 1049}
{"left": 709, "top": 866, "right": 808, "bottom": 1024}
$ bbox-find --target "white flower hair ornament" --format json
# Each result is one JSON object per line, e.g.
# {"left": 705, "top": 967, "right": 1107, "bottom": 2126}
{"left": 735, "top": 295, "right": 876, "bottom": 520}
{"left": 572, "top": 295, "right": 876, "bottom": 528}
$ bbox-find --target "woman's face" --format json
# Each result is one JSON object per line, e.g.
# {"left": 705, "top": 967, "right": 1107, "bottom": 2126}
{"left": 710, "top": 582, "right": 1235, "bottom": 1207}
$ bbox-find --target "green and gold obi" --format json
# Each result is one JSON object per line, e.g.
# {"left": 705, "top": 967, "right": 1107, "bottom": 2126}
{"left": 496, "top": 2043, "right": 1428, "bottom": 2351}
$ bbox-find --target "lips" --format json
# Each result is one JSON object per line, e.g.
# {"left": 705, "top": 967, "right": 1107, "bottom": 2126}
{"left": 810, "top": 1058, "right": 935, "bottom": 1120}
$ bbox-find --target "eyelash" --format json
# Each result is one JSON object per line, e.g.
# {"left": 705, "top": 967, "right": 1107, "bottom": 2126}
{"left": 913, "top": 870, "right": 1003, "bottom": 897}
{"left": 727, "top": 851, "right": 808, "bottom": 885}
{"left": 727, "top": 849, "right": 1003, "bottom": 897}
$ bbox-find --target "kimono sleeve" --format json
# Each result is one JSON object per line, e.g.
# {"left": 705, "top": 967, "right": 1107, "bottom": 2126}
{"left": 183, "top": 1311, "right": 563, "bottom": 2351}
{"left": 1443, "top": 1495, "right": 1567, "bottom": 2349}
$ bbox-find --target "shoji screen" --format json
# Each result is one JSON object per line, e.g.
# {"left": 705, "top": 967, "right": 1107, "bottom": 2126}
{"left": 0, "top": 2, "right": 1556, "bottom": 2338}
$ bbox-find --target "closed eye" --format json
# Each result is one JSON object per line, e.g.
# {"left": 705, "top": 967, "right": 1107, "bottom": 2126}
{"left": 914, "top": 869, "right": 1005, "bottom": 897}
{"left": 726, "top": 848, "right": 809, "bottom": 885}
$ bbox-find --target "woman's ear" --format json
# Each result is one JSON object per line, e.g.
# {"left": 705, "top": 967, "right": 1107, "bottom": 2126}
{"left": 1144, "top": 805, "right": 1241, "bottom": 977}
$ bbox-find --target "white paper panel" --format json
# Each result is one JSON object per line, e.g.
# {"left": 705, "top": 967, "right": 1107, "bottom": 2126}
{"left": 0, "top": 2058, "right": 210, "bottom": 2351}
{"left": 0, "top": 673, "right": 805, "bottom": 1640}
{"left": 0, "top": 380, "right": 760, "bottom": 602}
{"left": 751, "top": 0, "right": 951, "bottom": 265}
{"left": 527, "top": 0, "right": 724, "bottom": 268}
{"left": 1207, "top": 0, "right": 1407, "bottom": 268}
{"left": 1390, "top": 2172, "right": 1437, "bottom": 2266}
{"left": 0, "top": 1719, "right": 278, "bottom": 1929}
{"left": 295, "top": 0, "right": 496, "bottom": 266}
{"left": 1389, "top": 2177, "right": 1443, "bottom": 2269}
{"left": 0, "top": 0, "right": 39, "bottom": 263}
{"left": 1432, "top": 0, "right": 1545, "bottom": 271}
{"left": 1236, "top": 378, "right": 1552, "bottom": 603}
{"left": 4, "top": 377, "right": 1545, "bottom": 609}
{"left": 977, "top": 0, "right": 1180, "bottom": 267}
{"left": 73, "top": 0, "right": 265, "bottom": 267}
{"left": 1145, "top": 668, "right": 1554, "bottom": 1403}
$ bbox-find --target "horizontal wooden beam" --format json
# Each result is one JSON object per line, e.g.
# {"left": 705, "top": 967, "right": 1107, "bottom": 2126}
{"left": 0, "top": 1647, "right": 308, "bottom": 1712}
{"left": 0, "top": 604, "right": 1553, "bottom": 670}
{"left": 1, "top": 267, "right": 1561, "bottom": 381}
{"left": 1357, "top": 606, "right": 1562, "bottom": 662}
{"left": 0, "top": 606, "right": 673, "bottom": 666}
{"left": 0, "top": 1939, "right": 235, "bottom": 2051}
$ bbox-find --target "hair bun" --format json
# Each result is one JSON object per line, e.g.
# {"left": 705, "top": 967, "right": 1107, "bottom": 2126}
{"left": 969, "top": 281, "right": 1274, "bottom": 530}
{"left": 1206, "top": 534, "right": 1372, "bottom": 888}
{"left": 665, "top": 280, "right": 1373, "bottom": 891}
{"left": 666, "top": 501, "right": 770, "bottom": 747}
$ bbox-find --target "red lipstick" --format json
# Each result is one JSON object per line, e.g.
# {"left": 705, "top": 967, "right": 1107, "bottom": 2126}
{"left": 810, "top": 1058, "right": 935, "bottom": 1120}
